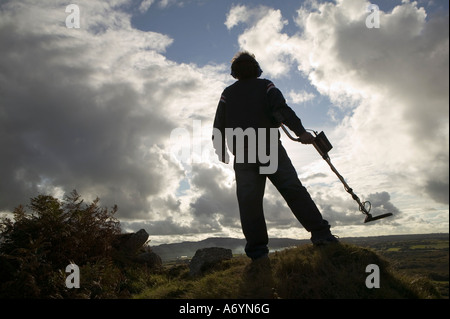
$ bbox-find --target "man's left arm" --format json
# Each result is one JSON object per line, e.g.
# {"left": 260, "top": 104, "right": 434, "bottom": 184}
{"left": 212, "top": 94, "right": 230, "bottom": 163}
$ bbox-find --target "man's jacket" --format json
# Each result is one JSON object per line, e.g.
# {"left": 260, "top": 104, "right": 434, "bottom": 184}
{"left": 213, "top": 78, "right": 306, "bottom": 163}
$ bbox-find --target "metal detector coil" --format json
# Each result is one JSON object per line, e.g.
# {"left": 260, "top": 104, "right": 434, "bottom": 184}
{"left": 281, "top": 125, "right": 393, "bottom": 224}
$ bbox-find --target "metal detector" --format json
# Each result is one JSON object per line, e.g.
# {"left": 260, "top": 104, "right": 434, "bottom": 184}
{"left": 281, "top": 125, "right": 393, "bottom": 223}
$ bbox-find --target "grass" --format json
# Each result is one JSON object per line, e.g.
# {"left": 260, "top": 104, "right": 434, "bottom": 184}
{"left": 410, "top": 242, "right": 449, "bottom": 249}
{"left": 133, "top": 242, "right": 442, "bottom": 299}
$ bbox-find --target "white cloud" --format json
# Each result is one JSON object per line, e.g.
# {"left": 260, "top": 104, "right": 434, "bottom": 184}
{"left": 225, "top": 4, "right": 268, "bottom": 30}
{"left": 225, "top": 5, "right": 299, "bottom": 78}
{"left": 224, "top": 4, "right": 247, "bottom": 29}
{"left": 296, "top": 0, "right": 449, "bottom": 205}
{"left": 139, "top": 0, "right": 156, "bottom": 13}
{"left": 288, "top": 90, "right": 316, "bottom": 104}
{"left": 225, "top": 0, "right": 448, "bottom": 236}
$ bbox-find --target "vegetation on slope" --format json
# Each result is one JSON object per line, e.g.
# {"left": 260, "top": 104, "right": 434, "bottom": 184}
{"left": 135, "top": 243, "right": 441, "bottom": 299}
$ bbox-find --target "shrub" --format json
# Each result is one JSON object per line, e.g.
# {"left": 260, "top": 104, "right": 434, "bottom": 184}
{"left": 0, "top": 190, "right": 121, "bottom": 298}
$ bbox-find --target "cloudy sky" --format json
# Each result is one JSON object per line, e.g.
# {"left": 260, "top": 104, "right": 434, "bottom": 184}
{"left": 0, "top": 0, "right": 448, "bottom": 245}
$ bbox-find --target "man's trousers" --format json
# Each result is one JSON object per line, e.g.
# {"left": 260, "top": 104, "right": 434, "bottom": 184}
{"left": 234, "top": 142, "right": 331, "bottom": 259}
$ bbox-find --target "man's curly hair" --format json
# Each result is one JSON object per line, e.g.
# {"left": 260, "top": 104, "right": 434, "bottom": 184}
{"left": 230, "top": 51, "right": 263, "bottom": 80}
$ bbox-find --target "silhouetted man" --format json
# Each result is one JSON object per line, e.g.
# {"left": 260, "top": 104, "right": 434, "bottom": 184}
{"left": 213, "top": 52, "right": 338, "bottom": 260}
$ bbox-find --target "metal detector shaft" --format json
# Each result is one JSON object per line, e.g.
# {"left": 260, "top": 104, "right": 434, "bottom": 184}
{"left": 281, "top": 125, "right": 393, "bottom": 223}
{"left": 311, "top": 141, "right": 370, "bottom": 215}
{"left": 311, "top": 138, "right": 393, "bottom": 223}
{"left": 320, "top": 154, "right": 372, "bottom": 221}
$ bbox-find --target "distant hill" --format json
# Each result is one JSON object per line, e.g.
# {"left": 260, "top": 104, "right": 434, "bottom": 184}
{"left": 151, "top": 237, "right": 307, "bottom": 262}
{"left": 150, "top": 233, "right": 449, "bottom": 262}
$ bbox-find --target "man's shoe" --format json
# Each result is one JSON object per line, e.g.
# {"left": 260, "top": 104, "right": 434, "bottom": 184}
{"left": 311, "top": 234, "right": 340, "bottom": 246}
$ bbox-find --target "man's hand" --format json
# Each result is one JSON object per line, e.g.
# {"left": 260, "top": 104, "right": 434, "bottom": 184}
{"left": 298, "top": 131, "right": 315, "bottom": 144}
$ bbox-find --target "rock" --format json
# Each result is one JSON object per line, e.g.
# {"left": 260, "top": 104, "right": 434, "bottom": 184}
{"left": 136, "top": 251, "right": 162, "bottom": 268}
{"left": 189, "top": 247, "right": 233, "bottom": 276}
{"left": 113, "top": 229, "right": 149, "bottom": 253}
{"left": 112, "top": 229, "right": 163, "bottom": 269}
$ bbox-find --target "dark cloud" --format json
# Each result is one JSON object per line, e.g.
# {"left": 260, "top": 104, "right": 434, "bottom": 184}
{"left": 0, "top": 37, "right": 176, "bottom": 217}
{"left": 0, "top": 0, "right": 222, "bottom": 224}
{"left": 366, "top": 191, "right": 401, "bottom": 219}
{"left": 425, "top": 180, "right": 449, "bottom": 205}
{"left": 188, "top": 164, "right": 240, "bottom": 230}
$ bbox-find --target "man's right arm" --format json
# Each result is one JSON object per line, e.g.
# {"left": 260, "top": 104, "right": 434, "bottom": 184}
{"left": 266, "top": 81, "right": 307, "bottom": 137}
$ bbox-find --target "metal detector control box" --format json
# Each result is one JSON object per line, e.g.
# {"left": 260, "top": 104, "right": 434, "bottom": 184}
{"left": 313, "top": 131, "right": 333, "bottom": 159}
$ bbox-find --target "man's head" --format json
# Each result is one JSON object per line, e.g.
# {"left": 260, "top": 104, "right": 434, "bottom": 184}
{"left": 230, "top": 51, "right": 263, "bottom": 80}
